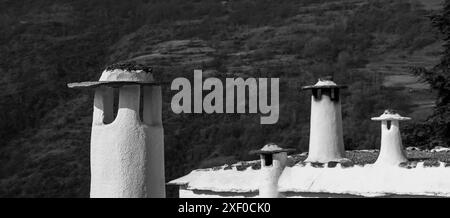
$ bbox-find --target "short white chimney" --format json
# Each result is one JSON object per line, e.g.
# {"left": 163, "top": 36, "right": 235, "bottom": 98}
{"left": 68, "top": 62, "right": 166, "bottom": 198}
{"left": 250, "top": 144, "right": 294, "bottom": 198}
{"left": 302, "top": 78, "right": 347, "bottom": 163}
{"left": 371, "top": 109, "right": 411, "bottom": 166}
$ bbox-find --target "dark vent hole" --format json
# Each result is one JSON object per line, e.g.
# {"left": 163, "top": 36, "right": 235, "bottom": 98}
{"left": 104, "top": 88, "right": 119, "bottom": 124}
{"left": 263, "top": 154, "right": 273, "bottom": 167}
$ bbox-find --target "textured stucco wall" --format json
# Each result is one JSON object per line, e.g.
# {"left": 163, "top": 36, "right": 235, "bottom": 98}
{"left": 278, "top": 164, "right": 450, "bottom": 197}
{"left": 90, "top": 85, "right": 165, "bottom": 198}
{"left": 178, "top": 188, "right": 257, "bottom": 198}
{"left": 374, "top": 120, "right": 408, "bottom": 166}
{"left": 259, "top": 152, "right": 287, "bottom": 198}
{"left": 305, "top": 92, "right": 345, "bottom": 162}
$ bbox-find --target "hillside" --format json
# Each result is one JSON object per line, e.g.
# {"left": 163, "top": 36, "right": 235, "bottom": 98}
{"left": 0, "top": 0, "right": 444, "bottom": 197}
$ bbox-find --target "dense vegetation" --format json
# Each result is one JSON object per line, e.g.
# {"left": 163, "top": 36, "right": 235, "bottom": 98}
{"left": 406, "top": 0, "right": 450, "bottom": 148}
{"left": 0, "top": 0, "right": 444, "bottom": 197}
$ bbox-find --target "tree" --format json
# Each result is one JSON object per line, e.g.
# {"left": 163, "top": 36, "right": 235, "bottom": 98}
{"left": 411, "top": 0, "right": 450, "bottom": 147}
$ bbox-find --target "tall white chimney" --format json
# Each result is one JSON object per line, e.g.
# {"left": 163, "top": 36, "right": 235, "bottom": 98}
{"left": 302, "top": 78, "right": 347, "bottom": 163}
{"left": 371, "top": 110, "right": 410, "bottom": 166}
{"left": 68, "top": 62, "right": 166, "bottom": 198}
{"left": 250, "top": 144, "right": 294, "bottom": 198}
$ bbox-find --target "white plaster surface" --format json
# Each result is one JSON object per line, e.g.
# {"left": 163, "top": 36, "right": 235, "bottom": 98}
{"left": 171, "top": 161, "right": 450, "bottom": 198}
{"left": 260, "top": 144, "right": 284, "bottom": 152}
{"left": 99, "top": 69, "right": 154, "bottom": 82}
{"left": 90, "top": 85, "right": 165, "bottom": 198}
{"left": 179, "top": 188, "right": 257, "bottom": 198}
{"left": 278, "top": 164, "right": 450, "bottom": 197}
{"left": 305, "top": 94, "right": 345, "bottom": 162}
{"left": 371, "top": 112, "right": 411, "bottom": 121}
{"left": 259, "top": 152, "right": 287, "bottom": 198}
{"left": 314, "top": 80, "right": 337, "bottom": 87}
{"left": 430, "top": 146, "right": 450, "bottom": 152}
{"left": 168, "top": 167, "right": 259, "bottom": 193}
{"left": 373, "top": 120, "right": 408, "bottom": 166}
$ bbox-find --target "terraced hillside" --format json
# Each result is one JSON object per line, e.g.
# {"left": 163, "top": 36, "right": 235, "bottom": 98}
{"left": 359, "top": 42, "right": 442, "bottom": 120}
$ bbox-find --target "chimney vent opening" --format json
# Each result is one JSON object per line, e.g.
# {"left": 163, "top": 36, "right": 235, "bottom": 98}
{"left": 103, "top": 88, "right": 119, "bottom": 125}
{"left": 139, "top": 86, "right": 144, "bottom": 122}
{"left": 263, "top": 154, "right": 273, "bottom": 167}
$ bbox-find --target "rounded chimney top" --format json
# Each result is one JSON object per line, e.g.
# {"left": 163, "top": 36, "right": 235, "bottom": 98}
{"left": 371, "top": 109, "right": 411, "bottom": 121}
{"left": 301, "top": 78, "right": 347, "bottom": 90}
{"left": 67, "top": 61, "right": 168, "bottom": 89}
{"left": 100, "top": 62, "right": 154, "bottom": 82}
{"left": 249, "top": 143, "right": 295, "bottom": 155}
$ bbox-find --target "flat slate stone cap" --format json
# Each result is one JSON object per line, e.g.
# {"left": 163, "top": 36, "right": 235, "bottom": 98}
{"left": 371, "top": 109, "right": 411, "bottom": 121}
{"left": 249, "top": 143, "right": 295, "bottom": 155}
{"left": 302, "top": 78, "right": 347, "bottom": 90}
{"left": 67, "top": 61, "right": 169, "bottom": 89}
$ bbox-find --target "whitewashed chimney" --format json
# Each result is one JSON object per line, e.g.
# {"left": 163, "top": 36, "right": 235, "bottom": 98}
{"left": 371, "top": 110, "right": 411, "bottom": 166}
{"left": 250, "top": 144, "right": 294, "bottom": 198}
{"left": 68, "top": 63, "right": 166, "bottom": 198}
{"left": 302, "top": 78, "right": 347, "bottom": 163}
